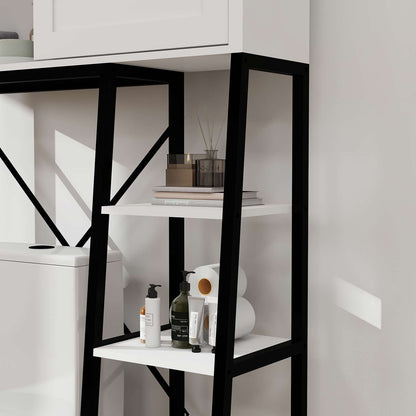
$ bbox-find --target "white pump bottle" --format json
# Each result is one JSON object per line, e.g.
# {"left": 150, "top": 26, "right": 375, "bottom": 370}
{"left": 145, "top": 284, "right": 161, "bottom": 348}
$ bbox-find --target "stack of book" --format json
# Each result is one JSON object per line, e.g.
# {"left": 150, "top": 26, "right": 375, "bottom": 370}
{"left": 151, "top": 186, "right": 263, "bottom": 207}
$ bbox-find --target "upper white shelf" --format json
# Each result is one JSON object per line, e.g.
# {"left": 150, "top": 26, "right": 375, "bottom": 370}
{"left": 94, "top": 332, "right": 288, "bottom": 376}
{"left": 101, "top": 203, "right": 291, "bottom": 220}
{"left": 0, "top": 46, "right": 234, "bottom": 73}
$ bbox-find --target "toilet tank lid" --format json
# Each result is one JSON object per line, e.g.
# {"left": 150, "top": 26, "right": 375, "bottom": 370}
{"left": 0, "top": 243, "right": 121, "bottom": 267}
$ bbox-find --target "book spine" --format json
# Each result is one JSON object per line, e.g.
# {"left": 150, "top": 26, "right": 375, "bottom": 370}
{"left": 154, "top": 192, "right": 224, "bottom": 200}
{"left": 152, "top": 198, "right": 223, "bottom": 207}
{"left": 153, "top": 191, "right": 257, "bottom": 200}
{"left": 241, "top": 198, "right": 263, "bottom": 206}
{"left": 151, "top": 198, "right": 263, "bottom": 207}
{"left": 152, "top": 186, "right": 224, "bottom": 193}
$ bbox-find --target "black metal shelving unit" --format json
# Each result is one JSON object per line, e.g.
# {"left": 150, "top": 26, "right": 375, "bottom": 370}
{"left": 0, "top": 52, "right": 308, "bottom": 416}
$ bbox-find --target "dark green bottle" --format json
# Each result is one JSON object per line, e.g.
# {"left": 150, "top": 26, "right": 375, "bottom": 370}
{"left": 170, "top": 270, "right": 195, "bottom": 349}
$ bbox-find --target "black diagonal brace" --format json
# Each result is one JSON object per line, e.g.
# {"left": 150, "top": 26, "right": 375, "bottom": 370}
{"left": 76, "top": 126, "right": 170, "bottom": 247}
{"left": 147, "top": 366, "right": 190, "bottom": 416}
{"left": 0, "top": 147, "right": 69, "bottom": 246}
{"left": 120, "top": 324, "right": 190, "bottom": 416}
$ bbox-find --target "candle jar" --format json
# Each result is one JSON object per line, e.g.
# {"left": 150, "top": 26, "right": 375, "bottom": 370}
{"left": 167, "top": 154, "right": 205, "bottom": 168}
{"left": 166, "top": 154, "right": 205, "bottom": 186}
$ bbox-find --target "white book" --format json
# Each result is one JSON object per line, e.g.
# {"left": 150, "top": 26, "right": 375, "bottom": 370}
{"left": 151, "top": 198, "right": 263, "bottom": 207}
{"left": 154, "top": 191, "right": 258, "bottom": 200}
{"left": 153, "top": 186, "right": 225, "bottom": 193}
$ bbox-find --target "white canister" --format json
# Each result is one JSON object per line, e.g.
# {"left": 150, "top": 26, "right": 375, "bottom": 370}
{"left": 205, "top": 296, "right": 255, "bottom": 341}
{"left": 235, "top": 297, "right": 256, "bottom": 339}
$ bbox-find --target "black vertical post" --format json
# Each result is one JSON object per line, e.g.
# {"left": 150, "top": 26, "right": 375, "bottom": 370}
{"left": 168, "top": 73, "right": 186, "bottom": 416}
{"left": 80, "top": 67, "right": 117, "bottom": 416}
{"left": 291, "top": 69, "right": 309, "bottom": 415}
{"left": 212, "top": 53, "right": 250, "bottom": 416}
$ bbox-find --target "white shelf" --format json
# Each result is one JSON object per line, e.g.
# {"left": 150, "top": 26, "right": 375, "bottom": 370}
{"left": 101, "top": 203, "right": 291, "bottom": 220}
{"left": 94, "top": 332, "right": 288, "bottom": 376}
{"left": 0, "top": 46, "right": 234, "bottom": 73}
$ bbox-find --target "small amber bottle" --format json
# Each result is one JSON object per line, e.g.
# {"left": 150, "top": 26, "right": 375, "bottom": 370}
{"left": 139, "top": 305, "right": 146, "bottom": 343}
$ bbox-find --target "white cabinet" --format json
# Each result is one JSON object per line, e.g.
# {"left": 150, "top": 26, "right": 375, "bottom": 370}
{"left": 34, "top": 0, "right": 229, "bottom": 59}
{"left": 33, "top": 0, "right": 310, "bottom": 64}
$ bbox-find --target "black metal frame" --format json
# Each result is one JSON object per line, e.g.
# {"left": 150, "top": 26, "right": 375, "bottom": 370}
{"left": 0, "top": 52, "right": 308, "bottom": 416}
{"left": 212, "top": 53, "right": 309, "bottom": 415}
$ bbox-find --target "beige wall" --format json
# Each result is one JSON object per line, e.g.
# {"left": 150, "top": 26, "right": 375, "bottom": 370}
{"left": 309, "top": 0, "right": 416, "bottom": 415}
{"left": 0, "top": 0, "right": 32, "bottom": 39}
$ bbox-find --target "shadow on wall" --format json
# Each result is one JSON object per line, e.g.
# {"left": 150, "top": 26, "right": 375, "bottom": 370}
{"left": 30, "top": 86, "right": 169, "bottom": 297}
{"left": 54, "top": 129, "right": 120, "bottom": 251}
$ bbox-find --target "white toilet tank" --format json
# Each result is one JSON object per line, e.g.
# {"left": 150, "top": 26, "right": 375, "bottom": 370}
{"left": 0, "top": 243, "right": 124, "bottom": 416}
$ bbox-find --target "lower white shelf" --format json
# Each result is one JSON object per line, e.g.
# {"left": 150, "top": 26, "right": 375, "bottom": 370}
{"left": 101, "top": 203, "right": 291, "bottom": 220}
{"left": 94, "top": 332, "right": 288, "bottom": 376}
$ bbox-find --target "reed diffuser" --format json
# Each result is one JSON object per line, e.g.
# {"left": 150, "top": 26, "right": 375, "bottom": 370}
{"left": 197, "top": 114, "right": 225, "bottom": 159}
{"left": 196, "top": 115, "right": 226, "bottom": 187}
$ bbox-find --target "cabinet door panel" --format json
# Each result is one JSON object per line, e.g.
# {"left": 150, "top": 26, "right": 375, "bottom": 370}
{"left": 34, "top": 0, "right": 229, "bottom": 59}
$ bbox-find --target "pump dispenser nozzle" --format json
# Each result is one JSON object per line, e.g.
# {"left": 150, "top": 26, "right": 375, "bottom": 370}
{"left": 180, "top": 270, "right": 194, "bottom": 292}
{"left": 147, "top": 284, "right": 161, "bottom": 298}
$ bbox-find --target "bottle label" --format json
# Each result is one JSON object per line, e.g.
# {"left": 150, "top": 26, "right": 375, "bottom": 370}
{"left": 145, "top": 313, "right": 153, "bottom": 327}
{"left": 171, "top": 311, "right": 189, "bottom": 341}
{"left": 209, "top": 313, "right": 217, "bottom": 345}
{"left": 140, "top": 314, "right": 146, "bottom": 340}
{"left": 189, "top": 312, "right": 199, "bottom": 339}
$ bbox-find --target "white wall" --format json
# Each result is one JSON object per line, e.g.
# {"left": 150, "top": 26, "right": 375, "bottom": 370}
{"left": 309, "top": 0, "right": 416, "bottom": 415}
